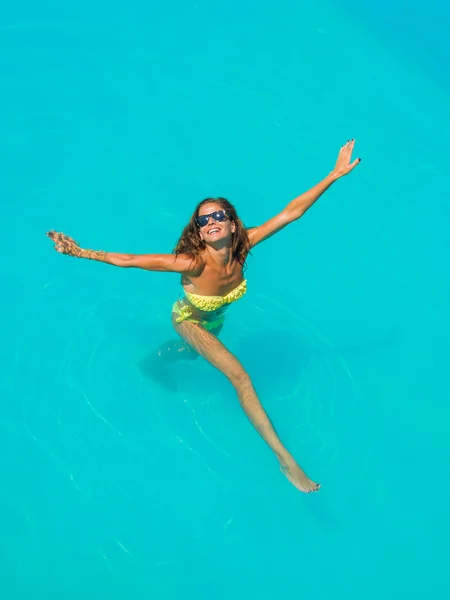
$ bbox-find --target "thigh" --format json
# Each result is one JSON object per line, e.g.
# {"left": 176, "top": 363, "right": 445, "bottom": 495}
{"left": 163, "top": 315, "right": 223, "bottom": 360}
{"left": 173, "top": 317, "right": 246, "bottom": 382}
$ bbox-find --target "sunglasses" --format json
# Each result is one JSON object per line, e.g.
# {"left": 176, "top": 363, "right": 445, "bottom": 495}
{"left": 195, "top": 210, "right": 231, "bottom": 228}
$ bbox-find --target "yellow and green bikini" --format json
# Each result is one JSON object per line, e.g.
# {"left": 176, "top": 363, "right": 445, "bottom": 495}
{"left": 172, "top": 279, "right": 247, "bottom": 331}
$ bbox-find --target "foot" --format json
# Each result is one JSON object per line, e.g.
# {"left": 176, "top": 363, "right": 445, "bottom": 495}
{"left": 280, "top": 457, "right": 320, "bottom": 494}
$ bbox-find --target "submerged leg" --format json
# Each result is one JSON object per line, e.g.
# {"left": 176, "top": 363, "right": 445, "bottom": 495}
{"left": 139, "top": 323, "right": 223, "bottom": 391}
{"left": 138, "top": 339, "right": 197, "bottom": 391}
{"left": 156, "top": 339, "right": 200, "bottom": 362}
{"left": 173, "top": 317, "right": 320, "bottom": 494}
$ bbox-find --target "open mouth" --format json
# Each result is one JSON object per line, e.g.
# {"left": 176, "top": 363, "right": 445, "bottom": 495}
{"left": 207, "top": 227, "right": 221, "bottom": 235}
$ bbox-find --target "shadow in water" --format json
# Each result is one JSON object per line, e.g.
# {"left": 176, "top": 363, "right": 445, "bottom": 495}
{"left": 233, "top": 327, "right": 314, "bottom": 396}
{"left": 135, "top": 322, "right": 399, "bottom": 398}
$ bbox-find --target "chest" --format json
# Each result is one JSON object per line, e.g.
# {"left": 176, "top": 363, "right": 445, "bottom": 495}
{"left": 182, "top": 262, "right": 244, "bottom": 296}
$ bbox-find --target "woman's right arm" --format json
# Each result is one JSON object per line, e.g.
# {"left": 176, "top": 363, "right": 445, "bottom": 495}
{"left": 46, "top": 231, "right": 201, "bottom": 274}
{"left": 86, "top": 250, "right": 198, "bottom": 273}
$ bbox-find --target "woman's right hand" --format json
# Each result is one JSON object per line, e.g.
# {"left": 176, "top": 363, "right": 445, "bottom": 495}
{"left": 46, "top": 230, "right": 84, "bottom": 258}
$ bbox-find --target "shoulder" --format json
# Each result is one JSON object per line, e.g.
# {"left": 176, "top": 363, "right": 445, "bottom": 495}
{"left": 246, "top": 227, "right": 261, "bottom": 247}
{"left": 171, "top": 253, "right": 205, "bottom": 276}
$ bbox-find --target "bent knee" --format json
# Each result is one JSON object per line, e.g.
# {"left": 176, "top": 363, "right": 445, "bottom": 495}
{"left": 228, "top": 368, "right": 251, "bottom": 387}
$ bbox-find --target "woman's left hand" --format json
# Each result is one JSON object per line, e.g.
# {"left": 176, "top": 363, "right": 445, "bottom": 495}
{"left": 332, "top": 139, "right": 361, "bottom": 178}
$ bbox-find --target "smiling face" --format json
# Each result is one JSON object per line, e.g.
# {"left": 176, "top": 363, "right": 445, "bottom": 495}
{"left": 173, "top": 197, "right": 250, "bottom": 266}
{"left": 197, "top": 202, "right": 236, "bottom": 246}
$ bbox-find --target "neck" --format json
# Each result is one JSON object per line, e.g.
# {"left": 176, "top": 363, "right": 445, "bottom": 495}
{"left": 205, "top": 243, "right": 234, "bottom": 267}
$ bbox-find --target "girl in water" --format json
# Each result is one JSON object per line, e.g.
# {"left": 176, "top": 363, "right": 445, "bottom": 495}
{"left": 47, "top": 140, "right": 360, "bottom": 493}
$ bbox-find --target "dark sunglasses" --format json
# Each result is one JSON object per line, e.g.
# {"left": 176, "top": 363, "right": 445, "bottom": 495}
{"left": 195, "top": 210, "right": 231, "bottom": 228}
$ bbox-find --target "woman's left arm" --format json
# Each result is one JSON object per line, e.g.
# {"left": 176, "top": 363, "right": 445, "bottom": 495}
{"left": 248, "top": 139, "right": 361, "bottom": 248}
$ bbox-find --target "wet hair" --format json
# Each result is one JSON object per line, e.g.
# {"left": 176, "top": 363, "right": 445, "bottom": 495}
{"left": 173, "top": 197, "right": 250, "bottom": 268}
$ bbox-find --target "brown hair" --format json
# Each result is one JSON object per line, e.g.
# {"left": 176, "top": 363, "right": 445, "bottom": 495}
{"left": 173, "top": 197, "right": 251, "bottom": 268}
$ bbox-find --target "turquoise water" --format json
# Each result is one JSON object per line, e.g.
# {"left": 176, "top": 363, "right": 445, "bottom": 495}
{"left": 2, "top": 0, "right": 450, "bottom": 597}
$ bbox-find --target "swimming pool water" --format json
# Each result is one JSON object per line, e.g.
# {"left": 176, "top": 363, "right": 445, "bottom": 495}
{"left": 2, "top": 1, "right": 450, "bottom": 598}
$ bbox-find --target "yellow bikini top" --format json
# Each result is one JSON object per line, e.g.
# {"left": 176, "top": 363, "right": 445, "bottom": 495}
{"left": 184, "top": 279, "right": 247, "bottom": 312}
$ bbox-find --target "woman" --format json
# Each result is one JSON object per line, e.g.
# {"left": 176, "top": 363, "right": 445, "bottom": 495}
{"left": 47, "top": 140, "right": 361, "bottom": 493}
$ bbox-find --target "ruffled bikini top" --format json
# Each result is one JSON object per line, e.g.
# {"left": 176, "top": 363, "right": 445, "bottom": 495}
{"left": 184, "top": 279, "right": 247, "bottom": 312}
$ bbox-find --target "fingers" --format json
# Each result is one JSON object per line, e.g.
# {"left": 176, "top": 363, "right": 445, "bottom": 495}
{"left": 343, "top": 138, "right": 355, "bottom": 154}
{"left": 46, "top": 230, "right": 65, "bottom": 243}
{"left": 46, "top": 229, "right": 81, "bottom": 257}
{"left": 338, "top": 140, "right": 353, "bottom": 163}
{"left": 46, "top": 231, "right": 79, "bottom": 246}
{"left": 339, "top": 139, "right": 360, "bottom": 164}
{"left": 334, "top": 139, "right": 361, "bottom": 176}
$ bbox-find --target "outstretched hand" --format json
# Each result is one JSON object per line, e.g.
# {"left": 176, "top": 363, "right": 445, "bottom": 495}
{"left": 332, "top": 139, "right": 361, "bottom": 178}
{"left": 46, "top": 230, "right": 83, "bottom": 257}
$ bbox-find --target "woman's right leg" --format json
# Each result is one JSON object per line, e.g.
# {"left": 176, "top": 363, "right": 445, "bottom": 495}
{"left": 138, "top": 338, "right": 199, "bottom": 391}
{"left": 173, "top": 317, "right": 320, "bottom": 494}
{"left": 138, "top": 323, "right": 223, "bottom": 391}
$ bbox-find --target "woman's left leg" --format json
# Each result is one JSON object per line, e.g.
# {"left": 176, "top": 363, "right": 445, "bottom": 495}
{"left": 173, "top": 317, "right": 320, "bottom": 493}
